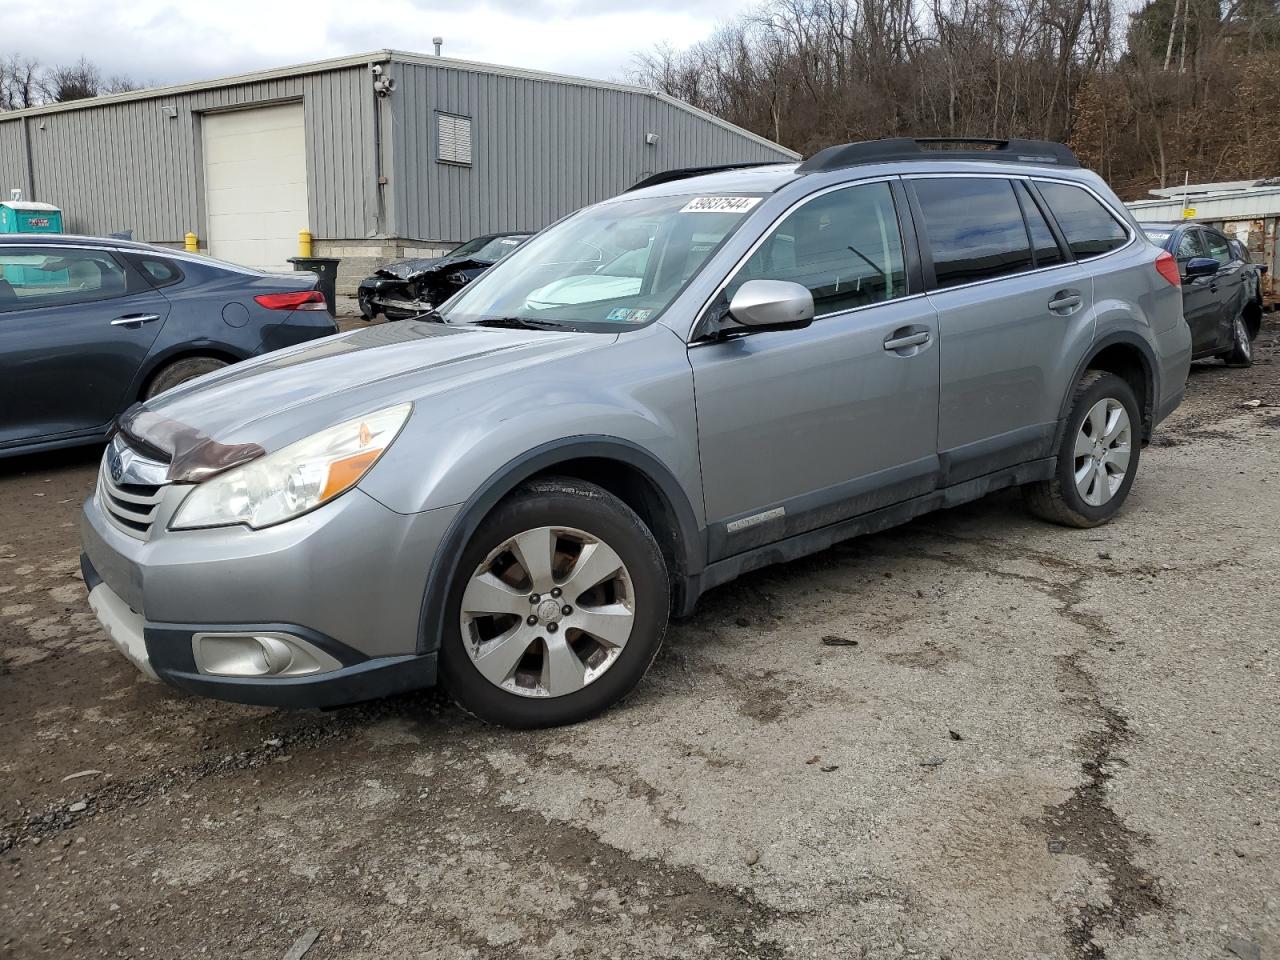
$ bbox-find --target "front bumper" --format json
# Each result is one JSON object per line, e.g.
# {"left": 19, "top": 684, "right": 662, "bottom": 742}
{"left": 81, "top": 482, "right": 459, "bottom": 708}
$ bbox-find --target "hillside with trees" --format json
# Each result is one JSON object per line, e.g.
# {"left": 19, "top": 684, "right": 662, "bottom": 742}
{"left": 631, "top": 0, "right": 1280, "bottom": 199}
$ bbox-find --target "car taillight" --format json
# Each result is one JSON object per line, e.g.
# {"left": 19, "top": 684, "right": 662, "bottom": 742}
{"left": 254, "top": 290, "right": 327, "bottom": 311}
{"left": 1154, "top": 250, "right": 1181, "bottom": 288}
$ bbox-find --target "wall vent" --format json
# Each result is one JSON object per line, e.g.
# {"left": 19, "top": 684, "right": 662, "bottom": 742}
{"left": 437, "top": 113, "right": 472, "bottom": 165}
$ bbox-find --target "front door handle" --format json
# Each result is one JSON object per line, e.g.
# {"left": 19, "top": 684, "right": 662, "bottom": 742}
{"left": 1048, "top": 292, "right": 1082, "bottom": 312}
{"left": 883, "top": 330, "right": 930, "bottom": 352}
{"left": 110, "top": 314, "right": 161, "bottom": 328}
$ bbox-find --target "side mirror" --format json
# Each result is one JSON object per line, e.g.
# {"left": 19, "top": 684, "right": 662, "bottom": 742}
{"left": 727, "top": 279, "right": 814, "bottom": 330}
{"left": 1185, "top": 257, "right": 1219, "bottom": 280}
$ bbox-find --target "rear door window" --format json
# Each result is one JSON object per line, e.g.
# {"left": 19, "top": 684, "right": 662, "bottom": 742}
{"left": 0, "top": 247, "right": 133, "bottom": 313}
{"left": 1017, "top": 183, "right": 1065, "bottom": 269}
{"left": 913, "top": 177, "right": 1034, "bottom": 288}
{"left": 1035, "top": 181, "right": 1128, "bottom": 259}
{"left": 725, "top": 180, "right": 908, "bottom": 314}
{"left": 1204, "top": 231, "right": 1231, "bottom": 264}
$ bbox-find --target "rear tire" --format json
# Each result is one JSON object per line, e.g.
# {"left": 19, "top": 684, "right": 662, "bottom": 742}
{"left": 143, "top": 357, "right": 228, "bottom": 400}
{"left": 1024, "top": 371, "right": 1141, "bottom": 528}
{"left": 1222, "top": 313, "right": 1254, "bottom": 367}
{"left": 439, "top": 478, "right": 669, "bottom": 728}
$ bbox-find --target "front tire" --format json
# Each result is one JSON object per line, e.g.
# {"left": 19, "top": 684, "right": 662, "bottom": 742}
{"left": 440, "top": 478, "right": 670, "bottom": 728}
{"left": 1024, "top": 371, "right": 1141, "bottom": 528}
{"left": 1222, "top": 313, "right": 1254, "bottom": 367}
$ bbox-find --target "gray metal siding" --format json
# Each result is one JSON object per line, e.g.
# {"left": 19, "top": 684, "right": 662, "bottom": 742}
{"left": 0, "top": 67, "right": 377, "bottom": 243}
{"left": 388, "top": 61, "right": 793, "bottom": 242}
{"left": 0, "top": 119, "right": 32, "bottom": 199}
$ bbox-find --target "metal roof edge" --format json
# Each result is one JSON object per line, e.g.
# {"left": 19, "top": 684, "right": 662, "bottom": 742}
{"left": 1127, "top": 186, "right": 1280, "bottom": 207}
{"left": 0, "top": 47, "right": 800, "bottom": 161}
{"left": 649, "top": 92, "right": 801, "bottom": 160}
{"left": 0, "top": 51, "right": 397, "bottom": 121}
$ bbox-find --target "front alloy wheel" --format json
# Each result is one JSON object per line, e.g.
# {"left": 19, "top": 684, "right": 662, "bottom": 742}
{"left": 441, "top": 478, "right": 669, "bottom": 728}
{"left": 460, "top": 525, "right": 636, "bottom": 698}
{"left": 1224, "top": 314, "right": 1253, "bottom": 367}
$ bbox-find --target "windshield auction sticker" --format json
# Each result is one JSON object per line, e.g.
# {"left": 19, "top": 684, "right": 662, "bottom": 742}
{"left": 680, "top": 196, "right": 763, "bottom": 214}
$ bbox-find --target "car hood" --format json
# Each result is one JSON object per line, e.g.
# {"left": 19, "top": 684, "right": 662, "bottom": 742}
{"left": 375, "top": 254, "right": 495, "bottom": 281}
{"left": 120, "top": 320, "right": 611, "bottom": 481}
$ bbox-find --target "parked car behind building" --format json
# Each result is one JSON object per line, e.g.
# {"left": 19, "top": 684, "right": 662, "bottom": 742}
{"left": 357, "top": 233, "right": 531, "bottom": 320}
{"left": 0, "top": 235, "right": 338, "bottom": 458}
{"left": 1142, "top": 222, "right": 1263, "bottom": 366}
{"left": 81, "top": 138, "right": 1190, "bottom": 728}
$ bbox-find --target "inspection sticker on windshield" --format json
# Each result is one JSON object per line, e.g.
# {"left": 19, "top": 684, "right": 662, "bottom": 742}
{"left": 606, "top": 307, "right": 652, "bottom": 323}
{"left": 680, "top": 196, "right": 762, "bottom": 214}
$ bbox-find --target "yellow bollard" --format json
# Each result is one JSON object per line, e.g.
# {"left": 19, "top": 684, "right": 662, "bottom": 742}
{"left": 298, "top": 229, "right": 313, "bottom": 258}
{"left": 184, "top": 232, "right": 198, "bottom": 253}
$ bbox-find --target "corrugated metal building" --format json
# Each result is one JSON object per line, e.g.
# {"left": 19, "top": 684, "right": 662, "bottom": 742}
{"left": 0, "top": 49, "right": 797, "bottom": 292}
{"left": 1127, "top": 179, "right": 1280, "bottom": 305}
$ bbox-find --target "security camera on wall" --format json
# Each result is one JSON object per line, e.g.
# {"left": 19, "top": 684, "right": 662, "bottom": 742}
{"left": 374, "top": 77, "right": 396, "bottom": 97}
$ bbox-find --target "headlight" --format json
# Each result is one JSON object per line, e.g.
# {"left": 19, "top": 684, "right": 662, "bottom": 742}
{"left": 170, "top": 403, "right": 412, "bottom": 530}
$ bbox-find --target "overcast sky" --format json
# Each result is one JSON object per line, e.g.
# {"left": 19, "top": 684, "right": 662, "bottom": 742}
{"left": 8, "top": 0, "right": 746, "bottom": 88}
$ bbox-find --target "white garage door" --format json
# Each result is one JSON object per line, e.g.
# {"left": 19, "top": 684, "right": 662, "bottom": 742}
{"left": 203, "top": 103, "right": 308, "bottom": 271}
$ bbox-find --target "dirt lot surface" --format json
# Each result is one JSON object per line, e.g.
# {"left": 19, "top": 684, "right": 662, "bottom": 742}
{"left": 3, "top": 322, "right": 1278, "bottom": 960}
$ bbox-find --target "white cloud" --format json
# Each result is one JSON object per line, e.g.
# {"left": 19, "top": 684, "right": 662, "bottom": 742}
{"left": 5, "top": 0, "right": 746, "bottom": 88}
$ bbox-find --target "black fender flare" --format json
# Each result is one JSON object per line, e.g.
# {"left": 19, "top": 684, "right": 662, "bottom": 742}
{"left": 1057, "top": 330, "right": 1160, "bottom": 440}
{"left": 416, "top": 436, "right": 705, "bottom": 655}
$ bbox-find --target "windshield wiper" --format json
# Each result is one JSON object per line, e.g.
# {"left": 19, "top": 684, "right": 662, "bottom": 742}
{"left": 472, "top": 316, "right": 561, "bottom": 331}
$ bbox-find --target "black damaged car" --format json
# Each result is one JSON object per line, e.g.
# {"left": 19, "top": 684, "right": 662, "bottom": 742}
{"left": 357, "top": 232, "right": 530, "bottom": 320}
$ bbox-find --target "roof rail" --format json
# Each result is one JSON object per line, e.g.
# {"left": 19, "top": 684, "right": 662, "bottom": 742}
{"left": 797, "top": 137, "right": 1080, "bottom": 173}
{"left": 626, "top": 162, "right": 789, "bottom": 192}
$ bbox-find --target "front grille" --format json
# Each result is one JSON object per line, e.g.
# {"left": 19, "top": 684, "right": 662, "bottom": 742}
{"left": 97, "top": 438, "right": 168, "bottom": 540}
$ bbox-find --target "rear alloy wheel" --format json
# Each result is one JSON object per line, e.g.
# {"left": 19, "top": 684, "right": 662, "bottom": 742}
{"left": 1223, "top": 314, "right": 1254, "bottom": 367}
{"left": 441, "top": 479, "right": 669, "bottom": 728}
{"left": 1024, "top": 371, "right": 1141, "bottom": 528}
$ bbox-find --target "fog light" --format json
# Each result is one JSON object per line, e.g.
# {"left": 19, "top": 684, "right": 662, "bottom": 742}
{"left": 191, "top": 632, "right": 342, "bottom": 678}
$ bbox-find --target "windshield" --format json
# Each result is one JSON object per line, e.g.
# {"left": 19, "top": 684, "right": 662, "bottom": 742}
{"left": 1143, "top": 229, "right": 1172, "bottom": 246}
{"left": 451, "top": 235, "right": 528, "bottom": 260}
{"left": 439, "top": 194, "right": 763, "bottom": 331}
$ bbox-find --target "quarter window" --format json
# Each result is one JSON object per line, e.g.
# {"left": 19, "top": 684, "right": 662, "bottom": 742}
{"left": 726, "top": 181, "right": 907, "bottom": 314}
{"left": 1036, "top": 181, "right": 1128, "bottom": 258}
{"left": 124, "top": 253, "right": 183, "bottom": 288}
{"left": 0, "top": 248, "right": 131, "bottom": 313}
{"left": 914, "top": 177, "right": 1034, "bottom": 287}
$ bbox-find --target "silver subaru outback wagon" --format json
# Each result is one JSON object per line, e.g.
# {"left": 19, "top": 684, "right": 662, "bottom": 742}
{"left": 81, "top": 138, "right": 1192, "bottom": 728}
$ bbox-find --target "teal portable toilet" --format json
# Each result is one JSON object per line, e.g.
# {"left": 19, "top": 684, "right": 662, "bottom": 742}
{"left": 1, "top": 192, "right": 67, "bottom": 289}
{"left": 0, "top": 196, "right": 64, "bottom": 235}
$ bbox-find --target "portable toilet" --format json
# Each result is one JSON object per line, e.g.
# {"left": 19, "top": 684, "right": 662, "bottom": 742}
{"left": 0, "top": 190, "right": 63, "bottom": 235}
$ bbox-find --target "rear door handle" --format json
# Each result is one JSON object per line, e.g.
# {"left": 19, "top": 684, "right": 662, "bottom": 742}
{"left": 1048, "top": 293, "right": 1082, "bottom": 312}
{"left": 110, "top": 314, "right": 161, "bottom": 328}
{"left": 883, "top": 331, "right": 930, "bottom": 352}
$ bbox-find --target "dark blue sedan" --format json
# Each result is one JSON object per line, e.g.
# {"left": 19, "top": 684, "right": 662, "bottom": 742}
{"left": 0, "top": 234, "right": 339, "bottom": 458}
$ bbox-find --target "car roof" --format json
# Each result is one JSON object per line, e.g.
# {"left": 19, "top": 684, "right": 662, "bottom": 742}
{"left": 0, "top": 233, "right": 160, "bottom": 251}
{"left": 1140, "top": 222, "right": 1183, "bottom": 232}
{"left": 622, "top": 137, "right": 1089, "bottom": 200}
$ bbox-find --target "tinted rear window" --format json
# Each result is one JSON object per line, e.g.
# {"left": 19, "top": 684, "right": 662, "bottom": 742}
{"left": 1037, "top": 182, "right": 1128, "bottom": 258}
{"left": 914, "top": 177, "right": 1034, "bottom": 288}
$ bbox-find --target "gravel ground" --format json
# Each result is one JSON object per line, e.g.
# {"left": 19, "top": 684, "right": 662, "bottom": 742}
{"left": 2, "top": 320, "right": 1278, "bottom": 960}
